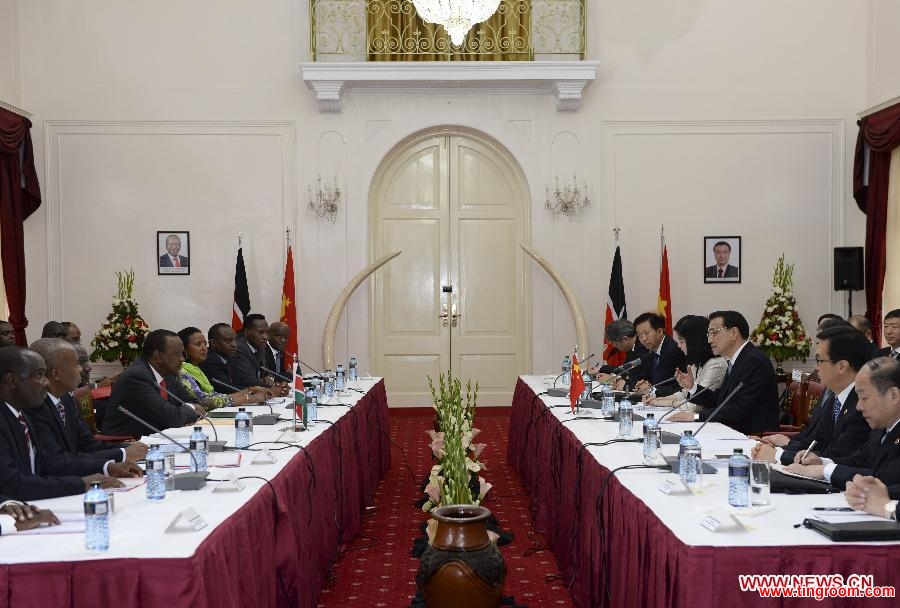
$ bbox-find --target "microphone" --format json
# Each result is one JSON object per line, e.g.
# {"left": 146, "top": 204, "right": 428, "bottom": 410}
{"left": 623, "top": 375, "right": 677, "bottom": 402}
{"left": 547, "top": 353, "right": 595, "bottom": 398}
{"left": 162, "top": 387, "right": 227, "bottom": 452}
{"left": 694, "top": 381, "right": 745, "bottom": 438}
{"left": 260, "top": 365, "right": 292, "bottom": 384}
{"left": 656, "top": 384, "right": 714, "bottom": 424}
{"left": 115, "top": 406, "right": 208, "bottom": 491}
{"left": 210, "top": 377, "right": 281, "bottom": 425}
{"left": 612, "top": 358, "right": 643, "bottom": 375}
{"left": 296, "top": 357, "right": 324, "bottom": 377}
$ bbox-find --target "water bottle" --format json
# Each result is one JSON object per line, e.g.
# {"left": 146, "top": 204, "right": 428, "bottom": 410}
{"left": 348, "top": 357, "right": 358, "bottom": 381}
{"left": 561, "top": 356, "right": 572, "bottom": 386}
{"left": 84, "top": 482, "right": 110, "bottom": 552}
{"left": 642, "top": 413, "right": 660, "bottom": 462}
{"left": 303, "top": 381, "right": 319, "bottom": 429}
{"left": 189, "top": 426, "right": 208, "bottom": 472}
{"left": 678, "top": 430, "right": 700, "bottom": 485}
{"left": 145, "top": 446, "right": 166, "bottom": 501}
{"left": 335, "top": 364, "right": 346, "bottom": 392}
{"left": 618, "top": 399, "right": 633, "bottom": 437}
{"left": 234, "top": 407, "right": 252, "bottom": 449}
{"left": 307, "top": 384, "right": 319, "bottom": 426}
{"left": 323, "top": 370, "right": 335, "bottom": 397}
{"left": 601, "top": 384, "right": 615, "bottom": 417}
{"left": 728, "top": 448, "right": 751, "bottom": 507}
{"left": 580, "top": 370, "right": 592, "bottom": 402}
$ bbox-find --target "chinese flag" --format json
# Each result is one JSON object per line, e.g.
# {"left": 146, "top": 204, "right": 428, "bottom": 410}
{"left": 569, "top": 350, "right": 585, "bottom": 413}
{"left": 280, "top": 245, "right": 298, "bottom": 369}
{"left": 657, "top": 239, "right": 673, "bottom": 335}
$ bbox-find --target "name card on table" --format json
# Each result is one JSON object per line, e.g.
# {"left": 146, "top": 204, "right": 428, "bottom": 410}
{"left": 252, "top": 449, "right": 277, "bottom": 464}
{"left": 165, "top": 507, "right": 208, "bottom": 533}
{"left": 701, "top": 513, "right": 751, "bottom": 533}
{"left": 212, "top": 472, "right": 246, "bottom": 493}
{"left": 659, "top": 480, "right": 676, "bottom": 495}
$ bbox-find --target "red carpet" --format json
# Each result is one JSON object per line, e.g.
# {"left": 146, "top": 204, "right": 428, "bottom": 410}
{"left": 317, "top": 407, "right": 575, "bottom": 608}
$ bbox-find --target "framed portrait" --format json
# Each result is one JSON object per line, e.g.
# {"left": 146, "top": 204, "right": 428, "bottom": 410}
{"left": 157, "top": 231, "right": 190, "bottom": 275}
{"left": 703, "top": 236, "right": 741, "bottom": 284}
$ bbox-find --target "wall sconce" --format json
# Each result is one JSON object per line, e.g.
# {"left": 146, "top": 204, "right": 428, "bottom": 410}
{"left": 545, "top": 173, "right": 590, "bottom": 219}
{"left": 308, "top": 174, "right": 342, "bottom": 224}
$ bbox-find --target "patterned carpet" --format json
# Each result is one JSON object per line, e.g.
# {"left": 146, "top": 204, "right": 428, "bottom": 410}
{"left": 316, "top": 406, "right": 574, "bottom": 608}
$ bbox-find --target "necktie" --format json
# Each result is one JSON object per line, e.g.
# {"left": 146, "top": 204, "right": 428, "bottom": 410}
{"left": 652, "top": 352, "right": 660, "bottom": 374}
{"left": 17, "top": 413, "right": 34, "bottom": 473}
{"left": 717, "top": 268, "right": 724, "bottom": 278}
{"left": 174, "top": 257, "right": 181, "bottom": 268}
{"left": 892, "top": 350, "right": 900, "bottom": 360}
{"left": 726, "top": 359, "right": 733, "bottom": 375}
{"left": 159, "top": 378, "right": 169, "bottom": 400}
{"left": 56, "top": 401, "right": 67, "bottom": 427}
{"left": 832, "top": 395, "right": 842, "bottom": 424}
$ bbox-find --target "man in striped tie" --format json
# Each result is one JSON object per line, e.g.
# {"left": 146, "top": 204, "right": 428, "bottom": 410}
{"left": 878, "top": 309, "right": 900, "bottom": 360}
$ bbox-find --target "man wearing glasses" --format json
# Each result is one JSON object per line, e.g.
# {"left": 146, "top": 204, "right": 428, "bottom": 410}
{"left": 667, "top": 310, "right": 779, "bottom": 434}
{"left": 750, "top": 326, "right": 871, "bottom": 465}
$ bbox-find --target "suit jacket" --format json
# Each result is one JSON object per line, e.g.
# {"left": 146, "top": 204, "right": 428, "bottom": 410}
{"left": 597, "top": 342, "right": 649, "bottom": 374}
{"left": 101, "top": 360, "right": 199, "bottom": 437}
{"left": 830, "top": 423, "right": 900, "bottom": 490}
{"left": 0, "top": 405, "right": 88, "bottom": 500}
{"left": 632, "top": 336, "right": 686, "bottom": 397}
{"left": 159, "top": 254, "right": 189, "bottom": 268}
{"left": 779, "top": 388, "right": 870, "bottom": 465}
{"left": 704, "top": 264, "right": 739, "bottom": 279}
{"left": 263, "top": 344, "right": 291, "bottom": 382}
{"left": 229, "top": 337, "right": 264, "bottom": 389}
{"left": 877, "top": 346, "right": 900, "bottom": 360}
{"left": 199, "top": 351, "right": 234, "bottom": 389}
{"left": 27, "top": 394, "right": 125, "bottom": 472}
{"left": 692, "top": 342, "right": 780, "bottom": 435}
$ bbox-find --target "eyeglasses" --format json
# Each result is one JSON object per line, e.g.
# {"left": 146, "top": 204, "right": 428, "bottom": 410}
{"left": 814, "top": 357, "right": 837, "bottom": 365}
{"left": 706, "top": 327, "right": 727, "bottom": 337}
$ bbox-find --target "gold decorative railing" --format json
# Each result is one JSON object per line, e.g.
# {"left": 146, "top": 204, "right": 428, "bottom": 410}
{"left": 310, "top": 0, "right": 585, "bottom": 60}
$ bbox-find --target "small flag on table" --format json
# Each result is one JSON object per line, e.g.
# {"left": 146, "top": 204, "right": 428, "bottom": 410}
{"left": 570, "top": 349, "right": 585, "bottom": 413}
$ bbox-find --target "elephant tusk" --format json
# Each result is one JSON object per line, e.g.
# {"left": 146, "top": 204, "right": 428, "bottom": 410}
{"left": 322, "top": 250, "right": 402, "bottom": 371}
{"left": 519, "top": 243, "right": 589, "bottom": 357}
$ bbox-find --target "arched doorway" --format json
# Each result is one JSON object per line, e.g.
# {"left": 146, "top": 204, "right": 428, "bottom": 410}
{"left": 369, "top": 127, "right": 531, "bottom": 406}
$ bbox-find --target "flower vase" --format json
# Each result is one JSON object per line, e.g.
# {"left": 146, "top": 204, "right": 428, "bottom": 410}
{"left": 417, "top": 505, "right": 506, "bottom": 608}
{"left": 119, "top": 351, "right": 133, "bottom": 369}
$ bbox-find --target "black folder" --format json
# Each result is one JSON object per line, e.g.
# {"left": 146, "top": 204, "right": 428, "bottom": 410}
{"left": 803, "top": 518, "right": 900, "bottom": 542}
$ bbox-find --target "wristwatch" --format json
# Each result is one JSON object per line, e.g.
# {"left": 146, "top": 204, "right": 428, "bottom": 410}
{"left": 885, "top": 500, "right": 898, "bottom": 521}
{"left": 693, "top": 413, "right": 700, "bottom": 421}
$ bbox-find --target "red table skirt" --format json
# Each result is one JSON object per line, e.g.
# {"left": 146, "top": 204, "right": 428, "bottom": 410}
{"left": 507, "top": 378, "right": 900, "bottom": 608}
{"left": 1, "top": 380, "right": 391, "bottom": 608}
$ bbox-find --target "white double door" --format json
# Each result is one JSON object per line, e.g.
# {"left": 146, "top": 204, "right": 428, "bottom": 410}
{"left": 372, "top": 133, "right": 528, "bottom": 406}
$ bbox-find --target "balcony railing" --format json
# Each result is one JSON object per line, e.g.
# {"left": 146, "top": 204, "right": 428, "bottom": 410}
{"left": 310, "top": 0, "right": 585, "bottom": 60}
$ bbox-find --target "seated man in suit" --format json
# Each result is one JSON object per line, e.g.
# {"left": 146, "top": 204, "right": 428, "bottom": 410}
{"left": 62, "top": 321, "right": 81, "bottom": 344}
{"left": 40, "top": 321, "right": 67, "bottom": 340}
{"left": 228, "top": 314, "right": 268, "bottom": 389}
{"left": 668, "top": 310, "right": 780, "bottom": 435}
{"left": 0, "top": 321, "right": 15, "bottom": 348}
{"left": 199, "top": 323, "right": 238, "bottom": 388}
{"left": 159, "top": 233, "right": 189, "bottom": 268}
{"left": 879, "top": 308, "right": 900, "bottom": 360}
{"left": 848, "top": 314, "right": 881, "bottom": 360}
{"left": 264, "top": 321, "right": 292, "bottom": 382}
{"left": 0, "top": 498, "right": 60, "bottom": 534}
{"left": 787, "top": 357, "right": 900, "bottom": 491}
{"left": 704, "top": 241, "right": 739, "bottom": 279}
{"left": 630, "top": 312, "right": 685, "bottom": 397}
{"left": 591, "top": 319, "right": 649, "bottom": 376}
{"left": 751, "top": 326, "right": 871, "bottom": 464}
{"left": 27, "top": 338, "right": 146, "bottom": 473}
{"left": 0, "top": 347, "right": 121, "bottom": 500}
{"left": 101, "top": 329, "right": 205, "bottom": 437}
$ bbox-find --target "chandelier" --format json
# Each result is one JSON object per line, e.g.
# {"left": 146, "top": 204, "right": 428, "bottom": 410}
{"left": 308, "top": 174, "right": 342, "bottom": 224}
{"left": 411, "top": 0, "right": 502, "bottom": 46}
{"left": 545, "top": 173, "right": 590, "bottom": 219}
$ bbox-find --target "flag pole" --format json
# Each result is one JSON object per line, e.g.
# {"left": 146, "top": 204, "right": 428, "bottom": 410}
{"left": 285, "top": 227, "right": 291, "bottom": 248}
{"left": 238, "top": 231, "right": 243, "bottom": 248}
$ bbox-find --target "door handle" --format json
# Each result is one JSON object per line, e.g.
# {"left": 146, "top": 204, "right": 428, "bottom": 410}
{"left": 450, "top": 302, "right": 460, "bottom": 327}
{"left": 438, "top": 302, "right": 450, "bottom": 327}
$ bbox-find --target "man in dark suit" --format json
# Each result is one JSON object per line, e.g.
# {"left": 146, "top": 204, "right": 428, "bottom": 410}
{"left": 752, "top": 326, "right": 872, "bottom": 465}
{"left": 0, "top": 347, "right": 121, "bottom": 500}
{"left": 704, "top": 240, "right": 739, "bottom": 280}
{"left": 159, "top": 233, "right": 189, "bottom": 268}
{"left": 669, "top": 310, "right": 779, "bottom": 434}
{"left": 592, "top": 319, "right": 649, "bottom": 375}
{"left": 631, "top": 312, "right": 686, "bottom": 397}
{"left": 878, "top": 308, "right": 900, "bottom": 360}
{"left": 264, "top": 321, "right": 292, "bottom": 382}
{"left": 229, "top": 314, "right": 270, "bottom": 389}
{"left": 101, "top": 329, "right": 204, "bottom": 437}
{"left": 199, "top": 323, "right": 238, "bottom": 388}
{"left": 27, "top": 338, "right": 147, "bottom": 472}
{"left": 787, "top": 357, "right": 900, "bottom": 491}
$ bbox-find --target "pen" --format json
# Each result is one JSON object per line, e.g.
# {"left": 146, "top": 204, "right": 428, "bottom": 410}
{"left": 799, "top": 440, "right": 817, "bottom": 464}
{"left": 812, "top": 507, "right": 854, "bottom": 511}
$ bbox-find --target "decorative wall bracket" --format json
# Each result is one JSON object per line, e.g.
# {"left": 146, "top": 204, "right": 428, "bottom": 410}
{"left": 308, "top": 174, "right": 342, "bottom": 223}
{"left": 545, "top": 173, "right": 589, "bottom": 219}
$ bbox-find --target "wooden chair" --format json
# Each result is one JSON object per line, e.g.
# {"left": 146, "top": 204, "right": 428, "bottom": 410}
{"left": 72, "top": 386, "right": 137, "bottom": 442}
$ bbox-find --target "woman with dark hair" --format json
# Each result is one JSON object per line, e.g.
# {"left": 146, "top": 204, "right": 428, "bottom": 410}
{"left": 645, "top": 315, "right": 726, "bottom": 410}
{"left": 177, "top": 326, "right": 270, "bottom": 410}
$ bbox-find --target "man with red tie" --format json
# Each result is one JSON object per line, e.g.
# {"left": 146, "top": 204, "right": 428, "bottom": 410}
{"left": 101, "top": 329, "right": 205, "bottom": 438}
{"left": 159, "top": 233, "right": 189, "bottom": 268}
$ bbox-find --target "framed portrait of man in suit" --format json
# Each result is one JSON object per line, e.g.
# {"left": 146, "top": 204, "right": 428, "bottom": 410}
{"left": 157, "top": 231, "right": 190, "bottom": 275}
{"left": 704, "top": 236, "right": 741, "bottom": 283}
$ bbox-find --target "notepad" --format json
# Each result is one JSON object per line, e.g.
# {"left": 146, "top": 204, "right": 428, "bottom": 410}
{"left": 808, "top": 510, "right": 888, "bottom": 524}
{"left": 16, "top": 513, "right": 86, "bottom": 536}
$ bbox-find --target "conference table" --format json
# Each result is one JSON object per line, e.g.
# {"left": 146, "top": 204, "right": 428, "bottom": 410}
{"left": 0, "top": 378, "right": 390, "bottom": 608}
{"left": 507, "top": 376, "right": 900, "bottom": 608}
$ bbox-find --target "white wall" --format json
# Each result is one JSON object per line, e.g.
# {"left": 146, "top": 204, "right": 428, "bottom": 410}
{"left": 14, "top": 0, "right": 874, "bottom": 381}
{"left": 0, "top": 0, "right": 20, "bottom": 106}
{"left": 867, "top": 0, "right": 900, "bottom": 108}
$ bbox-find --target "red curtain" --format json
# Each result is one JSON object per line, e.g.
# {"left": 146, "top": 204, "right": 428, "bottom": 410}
{"left": 853, "top": 103, "right": 900, "bottom": 345}
{"left": 0, "top": 107, "right": 42, "bottom": 345}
